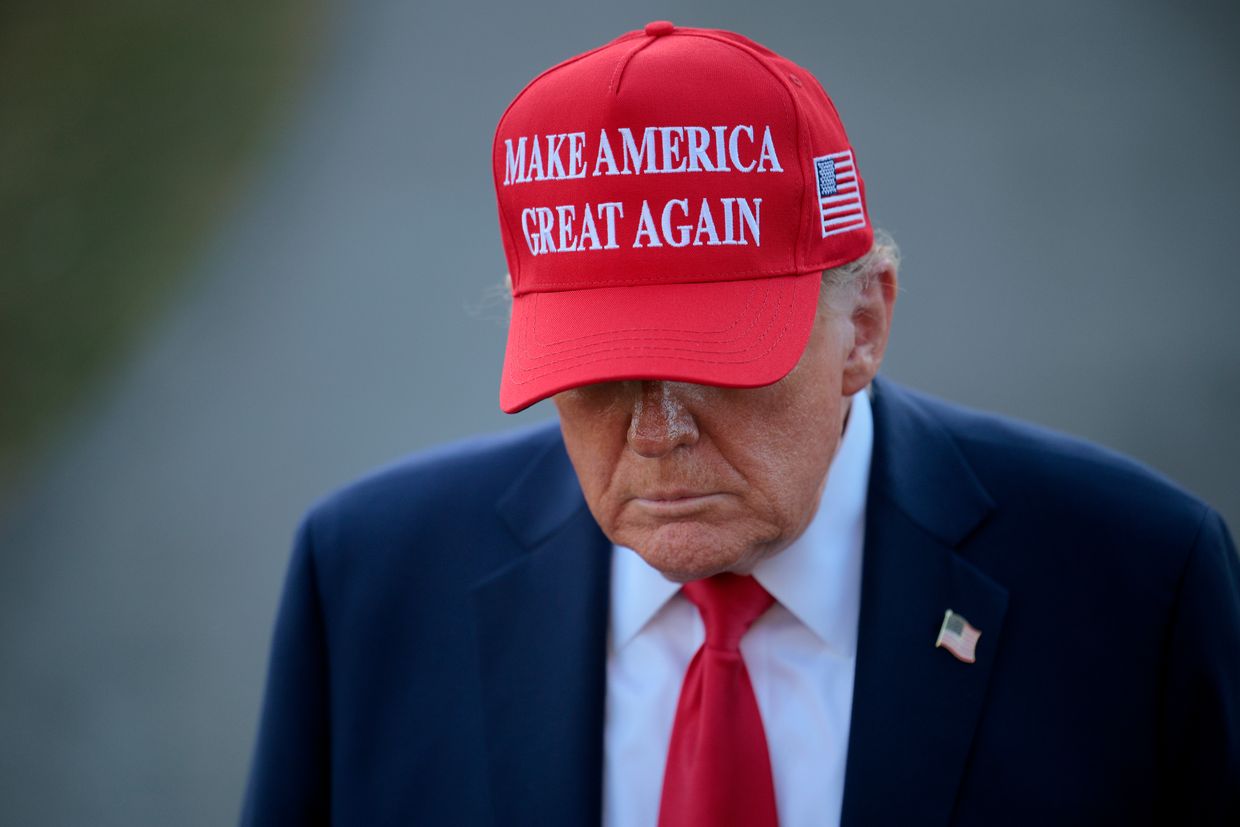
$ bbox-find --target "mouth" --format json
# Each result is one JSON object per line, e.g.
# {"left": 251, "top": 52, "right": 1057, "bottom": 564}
{"left": 630, "top": 491, "right": 727, "bottom": 516}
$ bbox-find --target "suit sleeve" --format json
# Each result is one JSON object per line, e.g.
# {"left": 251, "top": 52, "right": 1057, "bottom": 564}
{"left": 1157, "top": 508, "right": 1240, "bottom": 825}
{"left": 240, "top": 516, "right": 332, "bottom": 826}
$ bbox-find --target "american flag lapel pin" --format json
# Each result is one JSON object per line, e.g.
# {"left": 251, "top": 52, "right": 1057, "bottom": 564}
{"left": 936, "top": 609, "right": 981, "bottom": 664}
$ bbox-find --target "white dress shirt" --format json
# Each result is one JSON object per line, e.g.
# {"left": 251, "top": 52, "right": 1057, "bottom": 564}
{"left": 603, "top": 389, "right": 873, "bottom": 827}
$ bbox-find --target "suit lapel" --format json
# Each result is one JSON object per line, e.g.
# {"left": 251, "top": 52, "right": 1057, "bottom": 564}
{"left": 470, "top": 435, "right": 611, "bottom": 827}
{"left": 841, "top": 381, "right": 1010, "bottom": 827}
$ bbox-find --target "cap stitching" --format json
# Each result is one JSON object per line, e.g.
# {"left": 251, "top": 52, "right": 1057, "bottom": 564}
{"left": 529, "top": 281, "right": 774, "bottom": 346}
{"left": 609, "top": 36, "right": 657, "bottom": 95}
{"left": 675, "top": 31, "right": 810, "bottom": 274}
{"left": 492, "top": 31, "right": 643, "bottom": 289}
{"left": 514, "top": 277, "right": 798, "bottom": 369}
{"left": 507, "top": 289, "right": 798, "bottom": 380}
{"left": 498, "top": 29, "right": 850, "bottom": 296}
{"left": 504, "top": 31, "right": 813, "bottom": 296}
{"left": 514, "top": 262, "right": 828, "bottom": 293}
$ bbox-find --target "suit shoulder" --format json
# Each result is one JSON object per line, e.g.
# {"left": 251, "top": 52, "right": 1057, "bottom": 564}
{"left": 301, "top": 419, "right": 564, "bottom": 544}
{"left": 888, "top": 383, "right": 1212, "bottom": 539}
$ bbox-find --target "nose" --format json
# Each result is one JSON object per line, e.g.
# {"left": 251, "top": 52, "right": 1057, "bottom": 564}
{"left": 626, "top": 381, "right": 700, "bottom": 458}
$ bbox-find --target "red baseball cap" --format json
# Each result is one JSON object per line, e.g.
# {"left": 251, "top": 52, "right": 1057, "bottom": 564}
{"left": 493, "top": 21, "right": 873, "bottom": 412}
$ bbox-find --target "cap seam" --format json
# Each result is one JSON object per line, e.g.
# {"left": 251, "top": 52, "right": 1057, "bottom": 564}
{"left": 492, "top": 31, "right": 643, "bottom": 290}
{"left": 513, "top": 262, "right": 830, "bottom": 294}
{"left": 508, "top": 293, "right": 799, "bottom": 379}
{"left": 653, "top": 30, "right": 808, "bottom": 272}
{"left": 609, "top": 36, "right": 657, "bottom": 95}
{"left": 512, "top": 276, "right": 805, "bottom": 373}
{"left": 528, "top": 282, "right": 776, "bottom": 346}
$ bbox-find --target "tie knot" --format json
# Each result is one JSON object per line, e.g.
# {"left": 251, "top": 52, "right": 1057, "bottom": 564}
{"left": 682, "top": 574, "right": 775, "bottom": 651}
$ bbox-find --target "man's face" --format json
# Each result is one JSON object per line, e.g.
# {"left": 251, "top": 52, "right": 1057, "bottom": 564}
{"left": 554, "top": 277, "right": 892, "bottom": 582}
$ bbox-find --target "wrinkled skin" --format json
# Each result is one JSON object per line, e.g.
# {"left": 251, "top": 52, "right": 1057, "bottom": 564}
{"left": 554, "top": 269, "right": 897, "bottom": 582}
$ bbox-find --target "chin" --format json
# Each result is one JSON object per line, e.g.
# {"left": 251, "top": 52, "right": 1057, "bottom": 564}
{"left": 628, "top": 521, "right": 760, "bottom": 582}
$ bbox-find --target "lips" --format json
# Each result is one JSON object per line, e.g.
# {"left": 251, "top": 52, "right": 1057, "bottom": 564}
{"left": 630, "top": 491, "right": 727, "bottom": 516}
{"left": 639, "top": 488, "right": 714, "bottom": 502}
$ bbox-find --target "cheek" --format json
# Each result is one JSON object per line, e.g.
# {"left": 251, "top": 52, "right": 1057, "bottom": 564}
{"left": 556, "top": 417, "right": 629, "bottom": 518}
{"left": 716, "top": 389, "right": 844, "bottom": 516}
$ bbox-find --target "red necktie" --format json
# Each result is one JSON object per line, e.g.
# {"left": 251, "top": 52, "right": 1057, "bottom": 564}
{"left": 658, "top": 573, "right": 779, "bottom": 827}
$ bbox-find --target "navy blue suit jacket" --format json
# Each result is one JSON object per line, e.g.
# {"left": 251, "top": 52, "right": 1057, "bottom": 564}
{"left": 242, "top": 380, "right": 1240, "bottom": 825}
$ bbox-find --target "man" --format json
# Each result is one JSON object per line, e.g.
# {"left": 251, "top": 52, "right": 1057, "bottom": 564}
{"left": 242, "top": 22, "right": 1240, "bottom": 826}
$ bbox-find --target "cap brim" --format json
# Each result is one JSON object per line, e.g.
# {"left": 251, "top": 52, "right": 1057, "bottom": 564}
{"left": 500, "top": 272, "right": 822, "bottom": 413}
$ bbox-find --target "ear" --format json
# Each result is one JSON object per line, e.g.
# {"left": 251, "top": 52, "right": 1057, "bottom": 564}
{"left": 841, "top": 265, "right": 898, "bottom": 396}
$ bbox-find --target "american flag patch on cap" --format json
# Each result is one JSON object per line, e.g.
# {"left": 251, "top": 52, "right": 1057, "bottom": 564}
{"left": 813, "top": 150, "right": 867, "bottom": 238}
{"left": 935, "top": 609, "right": 981, "bottom": 663}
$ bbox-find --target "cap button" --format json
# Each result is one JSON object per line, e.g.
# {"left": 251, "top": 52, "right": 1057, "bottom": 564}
{"left": 644, "top": 20, "right": 675, "bottom": 37}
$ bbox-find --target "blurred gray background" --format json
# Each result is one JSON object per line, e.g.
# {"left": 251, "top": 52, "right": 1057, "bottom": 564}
{"left": 1, "top": 0, "right": 1237, "bottom": 824}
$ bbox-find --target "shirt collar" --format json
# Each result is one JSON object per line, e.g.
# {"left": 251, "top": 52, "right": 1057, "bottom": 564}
{"left": 609, "top": 389, "right": 874, "bottom": 655}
